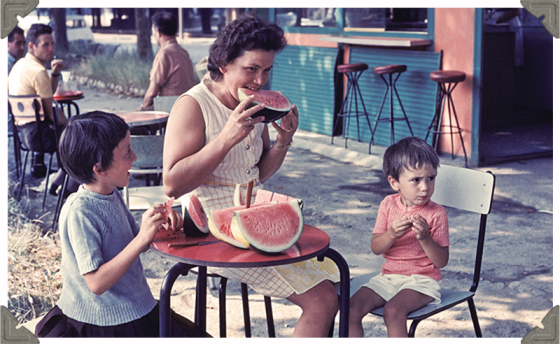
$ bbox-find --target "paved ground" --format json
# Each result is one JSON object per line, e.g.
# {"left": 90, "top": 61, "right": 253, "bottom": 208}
{"left": 8, "top": 87, "right": 554, "bottom": 339}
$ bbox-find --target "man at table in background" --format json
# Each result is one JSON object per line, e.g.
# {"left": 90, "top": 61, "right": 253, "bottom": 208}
{"left": 137, "top": 11, "right": 196, "bottom": 112}
{"left": 9, "top": 23, "right": 68, "bottom": 182}
{"left": 8, "top": 26, "right": 26, "bottom": 74}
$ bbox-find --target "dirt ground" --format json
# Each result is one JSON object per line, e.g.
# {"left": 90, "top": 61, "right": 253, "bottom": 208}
{"left": 10, "top": 87, "right": 554, "bottom": 340}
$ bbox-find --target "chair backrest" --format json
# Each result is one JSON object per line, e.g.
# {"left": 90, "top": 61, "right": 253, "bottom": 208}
{"left": 130, "top": 134, "right": 164, "bottom": 169}
{"left": 153, "top": 95, "right": 178, "bottom": 114}
{"left": 431, "top": 164, "right": 495, "bottom": 293}
{"left": 8, "top": 95, "right": 45, "bottom": 125}
{"left": 432, "top": 164, "right": 495, "bottom": 215}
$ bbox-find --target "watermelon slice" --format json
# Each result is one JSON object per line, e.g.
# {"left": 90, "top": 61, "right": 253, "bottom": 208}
{"left": 230, "top": 199, "right": 304, "bottom": 253}
{"left": 208, "top": 203, "right": 269, "bottom": 249}
{"left": 234, "top": 187, "right": 297, "bottom": 207}
{"left": 161, "top": 197, "right": 175, "bottom": 230}
{"left": 183, "top": 193, "right": 210, "bottom": 236}
{"left": 238, "top": 88, "right": 292, "bottom": 123}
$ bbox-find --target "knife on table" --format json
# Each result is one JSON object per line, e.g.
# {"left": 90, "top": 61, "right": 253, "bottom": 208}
{"left": 168, "top": 240, "right": 222, "bottom": 248}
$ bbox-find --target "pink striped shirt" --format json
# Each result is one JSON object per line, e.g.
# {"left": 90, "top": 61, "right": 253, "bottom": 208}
{"left": 372, "top": 193, "right": 449, "bottom": 280}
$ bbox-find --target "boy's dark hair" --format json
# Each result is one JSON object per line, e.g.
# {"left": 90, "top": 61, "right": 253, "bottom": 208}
{"left": 207, "top": 13, "right": 287, "bottom": 81}
{"left": 383, "top": 136, "right": 440, "bottom": 180}
{"left": 26, "top": 23, "right": 52, "bottom": 45}
{"left": 8, "top": 26, "right": 24, "bottom": 42}
{"left": 151, "top": 11, "right": 178, "bottom": 36}
{"left": 59, "top": 111, "right": 129, "bottom": 184}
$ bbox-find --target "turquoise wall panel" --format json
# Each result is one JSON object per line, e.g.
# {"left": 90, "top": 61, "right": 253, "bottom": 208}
{"left": 270, "top": 45, "right": 338, "bottom": 136}
{"left": 348, "top": 47, "right": 442, "bottom": 147}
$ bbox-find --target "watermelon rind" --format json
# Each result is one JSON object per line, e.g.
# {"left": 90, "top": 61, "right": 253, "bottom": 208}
{"left": 238, "top": 88, "right": 292, "bottom": 123}
{"left": 183, "top": 194, "right": 210, "bottom": 235}
{"left": 231, "top": 199, "right": 304, "bottom": 253}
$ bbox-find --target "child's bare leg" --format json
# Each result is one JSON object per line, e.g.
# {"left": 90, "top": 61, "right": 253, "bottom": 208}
{"left": 383, "top": 289, "right": 434, "bottom": 337}
{"left": 349, "top": 287, "right": 386, "bottom": 337}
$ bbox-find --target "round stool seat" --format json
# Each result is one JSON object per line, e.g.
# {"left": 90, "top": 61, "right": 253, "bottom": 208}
{"left": 373, "top": 64, "right": 407, "bottom": 75}
{"left": 337, "top": 63, "right": 368, "bottom": 73}
{"left": 430, "top": 70, "right": 466, "bottom": 83}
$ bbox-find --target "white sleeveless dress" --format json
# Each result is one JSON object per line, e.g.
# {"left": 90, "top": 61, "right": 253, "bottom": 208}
{"left": 178, "top": 79, "right": 339, "bottom": 298}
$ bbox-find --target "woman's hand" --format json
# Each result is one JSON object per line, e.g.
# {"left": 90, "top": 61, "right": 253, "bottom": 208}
{"left": 271, "top": 104, "right": 299, "bottom": 146}
{"left": 221, "top": 95, "right": 266, "bottom": 147}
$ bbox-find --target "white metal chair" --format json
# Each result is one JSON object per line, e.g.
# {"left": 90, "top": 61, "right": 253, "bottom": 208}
{"left": 122, "top": 134, "right": 179, "bottom": 210}
{"left": 153, "top": 95, "right": 178, "bottom": 114}
{"left": 338, "top": 164, "right": 495, "bottom": 337}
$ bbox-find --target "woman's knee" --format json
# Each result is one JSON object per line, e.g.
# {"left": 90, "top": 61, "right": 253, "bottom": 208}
{"left": 293, "top": 281, "right": 338, "bottom": 314}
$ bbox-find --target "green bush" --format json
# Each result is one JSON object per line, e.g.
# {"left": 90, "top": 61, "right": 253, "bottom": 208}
{"left": 71, "top": 49, "right": 152, "bottom": 90}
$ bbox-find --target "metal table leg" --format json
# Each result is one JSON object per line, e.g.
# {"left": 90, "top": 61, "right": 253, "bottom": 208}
{"left": 320, "top": 248, "right": 350, "bottom": 337}
{"left": 159, "top": 262, "right": 194, "bottom": 337}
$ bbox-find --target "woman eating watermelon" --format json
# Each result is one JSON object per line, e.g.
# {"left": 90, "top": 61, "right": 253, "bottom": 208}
{"left": 162, "top": 14, "right": 340, "bottom": 337}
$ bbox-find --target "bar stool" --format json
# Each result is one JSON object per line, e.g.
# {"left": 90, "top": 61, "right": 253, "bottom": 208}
{"left": 331, "top": 63, "right": 373, "bottom": 148}
{"left": 370, "top": 64, "right": 413, "bottom": 152}
{"left": 425, "top": 70, "right": 468, "bottom": 167}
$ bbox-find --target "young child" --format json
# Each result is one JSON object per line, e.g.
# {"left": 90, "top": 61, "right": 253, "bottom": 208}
{"left": 35, "top": 111, "right": 209, "bottom": 337}
{"left": 348, "top": 136, "right": 450, "bottom": 337}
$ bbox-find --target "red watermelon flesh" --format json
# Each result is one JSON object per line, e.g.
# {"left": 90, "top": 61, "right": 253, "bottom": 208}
{"left": 161, "top": 197, "right": 175, "bottom": 230}
{"left": 183, "top": 193, "right": 210, "bottom": 236}
{"left": 238, "top": 88, "right": 292, "bottom": 123}
{"left": 231, "top": 199, "right": 304, "bottom": 253}
{"left": 209, "top": 203, "right": 269, "bottom": 248}
{"left": 253, "top": 189, "right": 295, "bottom": 204}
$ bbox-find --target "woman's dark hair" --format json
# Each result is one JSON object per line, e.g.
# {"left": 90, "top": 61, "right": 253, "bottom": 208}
{"left": 58, "top": 111, "right": 129, "bottom": 184}
{"left": 207, "top": 13, "right": 287, "bottom": 81}
{"left": 26, "top": 23, "right": 52, "bottom": 45}
{"left": 151, "top": 11, "right": 178, "bottom": 36}
{"left": 383, "top": 136, "right": 440, "bottom": 180}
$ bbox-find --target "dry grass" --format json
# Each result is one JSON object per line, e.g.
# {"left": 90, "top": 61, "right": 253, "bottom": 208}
{"left": 7, "top": 186, "right": 62, "bottom": 323}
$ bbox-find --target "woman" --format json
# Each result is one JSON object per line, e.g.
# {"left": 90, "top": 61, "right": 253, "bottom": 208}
{"left": 162, "top": 15, "right": 339, "bottom": 337}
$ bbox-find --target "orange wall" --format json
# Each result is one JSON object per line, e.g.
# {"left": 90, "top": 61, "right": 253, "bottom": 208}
{"left": 433, "top": 8, "right": 475, "bottom": 158}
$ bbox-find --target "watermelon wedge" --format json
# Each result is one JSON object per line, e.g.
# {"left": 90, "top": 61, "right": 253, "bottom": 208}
{"left": 183, "top": 193, "right": 210, "bottom": 236}
{"left": 231, "top": 199, "right": 304, "bottom": 253}
{"left": 161, "top": 197, "right": 175, "bottom": 230}
{"left": 233, "top": 187, "right": 297, "bottom": 207}
{"left": 208, "top": 203, "right": 269, "bottom": 249}
{"left": 238, "top": 88, "right": 292, "bottom": 123}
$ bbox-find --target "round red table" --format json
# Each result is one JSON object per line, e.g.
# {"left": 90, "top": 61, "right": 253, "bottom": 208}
{"left": 54, "top": 91, "right": 84, "bottom": 119}
{"left": 150, "top": 224, "right": 350, "bottom": 337}
{"left": 116, "top": 111, "right": 169, "bottom": 127}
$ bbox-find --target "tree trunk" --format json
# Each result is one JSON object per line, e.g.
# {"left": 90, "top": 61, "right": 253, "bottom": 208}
{"left": 135, "top": 8, "right": 153, "bottom": 62}
{"left": 51, "top": 9, "right": 68, "bottom": 55}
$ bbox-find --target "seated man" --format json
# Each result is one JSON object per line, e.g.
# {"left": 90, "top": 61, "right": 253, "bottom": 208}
{"left": 8, "top": 26, "right": 26, "bottom": 74}
{"left": 9, "top": 23, "right": 68, "bottom": 187}
{"left": 137, "top": 11, "right": 196, "bottom": 111}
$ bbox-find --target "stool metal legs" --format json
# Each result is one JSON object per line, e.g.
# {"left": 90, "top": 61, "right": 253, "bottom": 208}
{"left": 370, "top": 72, "right": 414, "bottom": 152}
{"left": 425, "top": 82, "right": 468, "bottom": 167}
{"left": 331, "top": 70, "right": 373, "bottom": 148}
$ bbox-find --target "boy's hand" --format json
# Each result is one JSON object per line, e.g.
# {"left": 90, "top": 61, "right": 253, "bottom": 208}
{"left": 138, "top": 205, "right": 167, "bottom": 245}
{"left": 410, "top": 215, "right": 430, "bottom": 240}
{"left": 390, "top": 216, "right": 413, "bottom": 238}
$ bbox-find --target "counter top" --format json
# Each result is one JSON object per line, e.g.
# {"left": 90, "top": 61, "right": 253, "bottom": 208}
{"left": 320, "top": 35, "right": 432, "bottom": 48}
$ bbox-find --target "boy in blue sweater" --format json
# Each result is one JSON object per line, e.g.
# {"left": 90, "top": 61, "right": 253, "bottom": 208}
{"left": 35, "top": 111, "right": 209, "bottom": 337}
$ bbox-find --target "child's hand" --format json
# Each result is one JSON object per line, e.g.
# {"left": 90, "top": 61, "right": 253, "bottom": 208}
{"left": 138, "top": 205, "right": 167, "bottom": 245}
{"left": 410, "top": 215, "right": 430, "bottom": 240}
{"left": 390, "top": 216, "right": 413, "bottom": 238}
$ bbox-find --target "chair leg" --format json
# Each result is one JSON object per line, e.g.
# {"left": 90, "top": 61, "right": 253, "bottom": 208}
{"left": 219, "top": 277, "right": 228, "bottom": 338}
{"left": 52, "top": 173, "right": 69, "bottom": 231}
{"left": 467, "top": 298, "right": 483, "bottom": 337}
{"left": 408, "top": 319, "right": 422, "bottom": 337}
{"left": 17, "top": 151, "right": 30, "bottom": 201}
{"left": 264, "top": 296, "right": 275, "bottom": 337}
{"left": 41, "top": 154, "right": 54, "bottom": 211}
{"left": 241, "top": 283, "right": 251, "bottom": 337}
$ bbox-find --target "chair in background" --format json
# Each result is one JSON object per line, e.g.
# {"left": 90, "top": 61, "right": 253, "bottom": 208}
{"left": 8, "top": 95, "right": 61, "bottom": 210}
{"left": 122, "top": 134, "right": 178, "bottom": 210}
{"left": 338, "top": 164, "right": 495, "bottom": 337}
{"left": 153, "top": 95, "right": 178, "bottom": 114}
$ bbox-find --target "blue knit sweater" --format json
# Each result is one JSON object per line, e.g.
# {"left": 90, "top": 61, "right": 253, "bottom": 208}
{"left": 57, "top": 186, "right": 157, "bottom": 326}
